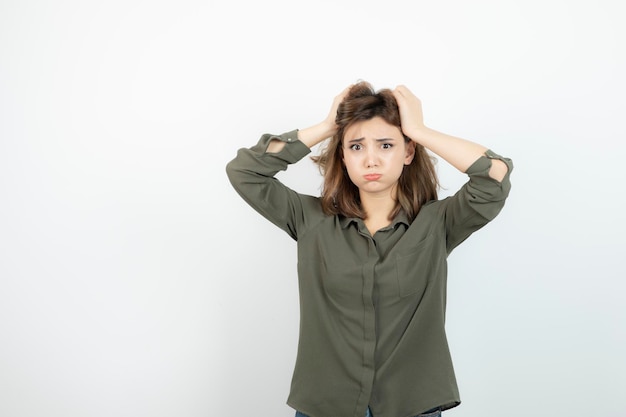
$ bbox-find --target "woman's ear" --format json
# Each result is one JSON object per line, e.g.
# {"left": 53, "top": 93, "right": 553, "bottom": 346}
{"left": 404, "top": 140, "right": 416, "bottom": 165}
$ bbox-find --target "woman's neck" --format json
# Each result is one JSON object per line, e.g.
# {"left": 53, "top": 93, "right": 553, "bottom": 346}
{"left": 360, "top": 190, "right": 396, "bottom": 234}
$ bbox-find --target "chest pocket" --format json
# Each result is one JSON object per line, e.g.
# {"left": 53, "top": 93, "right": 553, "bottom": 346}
{"left": 395, "top": 234, "right": 441, "bottom": 298}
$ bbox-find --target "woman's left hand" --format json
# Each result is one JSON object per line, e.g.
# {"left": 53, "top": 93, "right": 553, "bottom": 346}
{"left": 392, "top": 85, "right": 425, "bottom": 141}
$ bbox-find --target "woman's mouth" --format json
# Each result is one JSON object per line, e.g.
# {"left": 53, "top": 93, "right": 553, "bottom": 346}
{"left": 364, "top": 174, "right": 382, "bottom": 181}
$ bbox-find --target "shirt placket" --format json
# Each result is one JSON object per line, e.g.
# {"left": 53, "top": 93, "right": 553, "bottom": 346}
{"left": 354, "top": 224, "right": 379, "bottom": 416}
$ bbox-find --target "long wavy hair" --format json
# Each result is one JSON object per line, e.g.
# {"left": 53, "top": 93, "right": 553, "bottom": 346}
{"left": 312, "top": 81, "right": 439, "bottom": 222}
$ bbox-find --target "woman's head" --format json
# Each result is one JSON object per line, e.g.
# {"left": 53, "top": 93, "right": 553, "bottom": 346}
{"left": 312, "top": 81, "right": 438, "bottom": 221}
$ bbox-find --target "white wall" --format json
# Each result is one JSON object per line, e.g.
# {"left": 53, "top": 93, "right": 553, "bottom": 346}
{"left": 1, "top": 0, "right": 624, "bottom": 416}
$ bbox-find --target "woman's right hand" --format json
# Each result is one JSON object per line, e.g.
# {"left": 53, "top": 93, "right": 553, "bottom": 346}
{"left": 322, "top": 85, "right": 353, "bottom": 134}
{"left": 268, "top": 85, "right": 353, "bottom": 153}
{"left": 293, "top": 85, "right": 353, "bottom": 149}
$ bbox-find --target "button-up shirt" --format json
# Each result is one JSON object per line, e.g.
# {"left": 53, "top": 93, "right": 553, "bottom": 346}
{"left": 226, "top": 130, "right": 513, "bottom": 417}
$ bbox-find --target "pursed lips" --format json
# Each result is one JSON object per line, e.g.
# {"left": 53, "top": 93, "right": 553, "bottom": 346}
{"left": 363, "top": 174, "right": 382, "bottom": 181}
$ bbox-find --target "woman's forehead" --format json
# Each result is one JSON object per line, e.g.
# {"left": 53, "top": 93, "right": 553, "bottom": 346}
{"left": 343, "top": 117, "right": 403, "bottom": 141}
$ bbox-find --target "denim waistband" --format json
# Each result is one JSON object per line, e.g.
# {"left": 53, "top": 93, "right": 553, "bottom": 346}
{"left": 296, "top": 406, "right": 441, "bottom": 417}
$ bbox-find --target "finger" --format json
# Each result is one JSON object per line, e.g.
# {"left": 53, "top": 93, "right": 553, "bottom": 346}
{"left": 332, "top": 86, "right": 351, "bottom": 106}
{"left": 394, "top": 85, "right": 408, "bottom": 94}
{"left": 391, "top": 88, "right": 406, "bottom": 103}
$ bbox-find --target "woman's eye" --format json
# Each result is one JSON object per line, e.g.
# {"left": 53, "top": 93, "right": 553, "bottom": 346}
{"left": 350, "top": 144, "right": 362, "bottom": 151}
{"left": 381, "top": 143, "right": 393, "bottom": 149}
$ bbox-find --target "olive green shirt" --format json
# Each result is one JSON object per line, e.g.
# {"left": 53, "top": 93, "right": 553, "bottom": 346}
{"left": 226, "top": 130, "right": 513, "bottom": 417}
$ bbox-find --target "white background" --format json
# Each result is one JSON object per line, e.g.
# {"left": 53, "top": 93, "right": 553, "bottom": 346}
{"left": 1, "top": 0, "right": 624, "bottom": 416}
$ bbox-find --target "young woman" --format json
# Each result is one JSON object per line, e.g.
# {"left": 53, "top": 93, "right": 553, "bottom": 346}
{"left": 226, "top": 82, "right": 513, "bottom": 417}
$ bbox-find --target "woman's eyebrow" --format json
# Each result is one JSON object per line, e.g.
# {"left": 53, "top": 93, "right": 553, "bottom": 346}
{"left": 346, "top": 137, "right": 397, "bottom": 143}
{"left": 346, "top": 137, "right": 364, "bottom": 144}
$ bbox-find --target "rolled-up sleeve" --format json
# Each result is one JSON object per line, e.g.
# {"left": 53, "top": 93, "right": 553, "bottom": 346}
{"left": 442, "top": 150, "right": 514, "bottom": 253}
{"left": 225, "top": 130, "right": 315, "bottom": 240}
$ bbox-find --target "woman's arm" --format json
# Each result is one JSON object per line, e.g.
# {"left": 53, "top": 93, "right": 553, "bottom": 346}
{"left": 392, "top": 85, "right": 509, "bottom": 182}
{"left": 226, "top": 86, "right": 353, "bottom": 239}
{"left": 267, "top": 85, "right": 352, "bottom": 153}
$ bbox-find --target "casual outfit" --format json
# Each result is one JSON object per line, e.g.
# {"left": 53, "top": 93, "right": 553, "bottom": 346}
{"left": 226, "top": 130, "right": 513, "bottom": 417}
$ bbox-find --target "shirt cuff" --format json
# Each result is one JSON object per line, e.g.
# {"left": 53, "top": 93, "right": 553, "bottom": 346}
{"left": 265, "top": 129, "right": 312, "bottom": 162}
{"left": 465, "top": 149, "right": 514, "bottom": 179}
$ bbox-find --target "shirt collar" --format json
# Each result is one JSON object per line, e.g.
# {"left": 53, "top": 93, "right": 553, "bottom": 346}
{"left": 339, "top": 210, "right": 411, "bottom": 229}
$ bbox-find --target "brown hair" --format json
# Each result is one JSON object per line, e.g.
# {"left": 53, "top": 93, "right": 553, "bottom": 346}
{"left": 312, "top": 81, "right": 439, "bottom": 222}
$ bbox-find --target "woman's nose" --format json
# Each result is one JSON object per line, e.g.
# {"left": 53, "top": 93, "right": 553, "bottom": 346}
{"left": 366, "top": 148, "right": 379, "bottom": 168}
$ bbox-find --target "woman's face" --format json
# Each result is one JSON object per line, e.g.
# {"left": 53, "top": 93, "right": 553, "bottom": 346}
{"left": 342, "top": 117, "right": 415, "bottom": 198}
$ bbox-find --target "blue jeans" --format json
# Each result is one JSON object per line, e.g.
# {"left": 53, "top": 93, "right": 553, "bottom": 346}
{"left": 295, "top": 407, "right": 441, "bottom": 417}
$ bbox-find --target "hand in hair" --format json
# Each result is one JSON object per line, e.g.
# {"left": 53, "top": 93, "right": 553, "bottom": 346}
{"left": 392, "top": 85, "right": 508, "bottom": 180}
{"left": 391, "top": 85, "right": 425, "bottom": 141}
{"left": 323, "top": 85, "right": 353, "bottom": 133}
{"left": 269, "top": 85, "right": 353, "bottom": 152}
